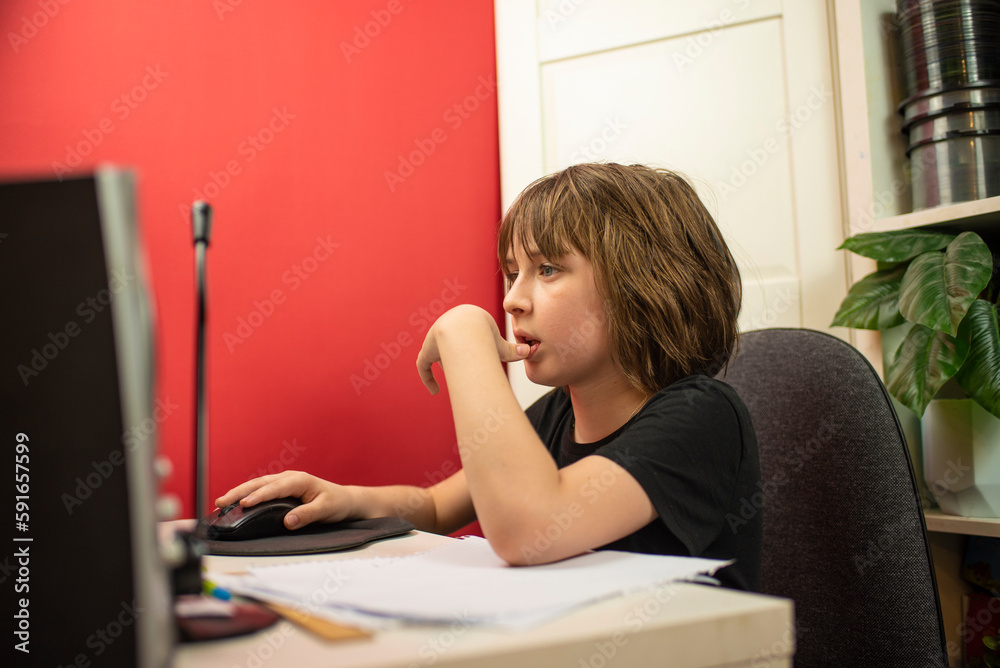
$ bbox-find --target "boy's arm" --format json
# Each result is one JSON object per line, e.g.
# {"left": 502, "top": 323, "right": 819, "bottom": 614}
{"left": 215, "top": 469, "right": 476, "bottom": 535}
{"left": 349, "top": 470, "right": 476, "bottom": 535}
{"left": 417, "top": 305, "right": 656, "bottom": 565}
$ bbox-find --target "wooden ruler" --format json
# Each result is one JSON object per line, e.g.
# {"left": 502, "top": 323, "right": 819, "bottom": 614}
{"left": 266, "top": 602, "right": 373, "bottom": 641}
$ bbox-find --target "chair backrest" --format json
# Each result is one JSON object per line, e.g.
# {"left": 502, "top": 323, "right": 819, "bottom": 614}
{"left": 720, "top": 328, "right": 948, "bottom": 667}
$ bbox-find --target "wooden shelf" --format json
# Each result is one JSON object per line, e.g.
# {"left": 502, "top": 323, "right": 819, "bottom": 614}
{"left": 873, "top": 196, "right": 1000, "bottom": 234}
{"left": 925, "top": 509, "right": 1000, "bottom": 539}
{"left": 833, "top": 1, "right": 1000, "bottom": 660}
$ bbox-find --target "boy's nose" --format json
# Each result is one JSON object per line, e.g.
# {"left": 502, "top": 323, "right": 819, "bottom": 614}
{"left": 503, "top": 281, "right": 530, "bottom": 315}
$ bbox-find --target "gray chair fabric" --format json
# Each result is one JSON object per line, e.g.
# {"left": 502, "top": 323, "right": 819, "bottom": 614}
{"left": 719, "top": 328, "right": 948, "bottom": 667}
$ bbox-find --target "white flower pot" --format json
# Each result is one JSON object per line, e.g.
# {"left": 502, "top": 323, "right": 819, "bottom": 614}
{"left": 922, "top": 398, "right": 1000, "bottom": 517}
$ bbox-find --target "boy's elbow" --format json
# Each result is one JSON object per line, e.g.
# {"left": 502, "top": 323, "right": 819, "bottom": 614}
{"left": 491, "top": 540, "right": 533, "bottom": 566}
{"left": 485, "top": 524, "right": 567, "bottom": 567}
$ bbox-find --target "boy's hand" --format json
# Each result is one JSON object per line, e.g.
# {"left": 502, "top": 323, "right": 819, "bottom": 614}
{"left": 214, "top": 470, "right": 356, "bottom": 530}
{"left": 416, "top": 304, "right": 528, "bottom": 394}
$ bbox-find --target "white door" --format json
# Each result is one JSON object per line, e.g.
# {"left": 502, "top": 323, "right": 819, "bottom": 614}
{"left": 495, "top": 0, "right": 848, "bottom": 406}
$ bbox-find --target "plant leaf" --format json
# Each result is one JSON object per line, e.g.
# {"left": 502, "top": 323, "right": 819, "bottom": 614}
{"left": 838, "top": 229, "right": 954, "bottom": 262}
{"left": 985, "top": 634, "right": 1000, "bottom": 652}
{"left": 886, "top": 323, "right": 970, "bottom": 417}
{"left": 876, "top": 260, "right": 904, "bottom": 272}
{"left": 956, "top": 300, "right": 1000, "bottom": 420}
{"left": 898, "top": 232, "right": 993, "bottom": 336}
{"left": 831, "top": 265, "right": 907, "bottom": 329}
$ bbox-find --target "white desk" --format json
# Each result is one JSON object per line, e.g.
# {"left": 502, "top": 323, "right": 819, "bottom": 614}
{"left": 174, "top": 530, "right": 794, "bottom": 667}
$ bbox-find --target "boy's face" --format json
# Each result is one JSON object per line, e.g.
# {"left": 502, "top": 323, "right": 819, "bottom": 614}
{"left": 503, "top": 240, "right": 620, "bottom": 391}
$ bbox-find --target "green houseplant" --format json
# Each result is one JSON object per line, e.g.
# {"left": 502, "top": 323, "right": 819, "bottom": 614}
{"left": 832, "top": 228, "right": 1000, "bottom": 420}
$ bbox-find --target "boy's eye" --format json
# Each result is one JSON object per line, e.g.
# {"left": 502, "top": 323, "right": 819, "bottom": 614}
{"left": 540, "top": 265, "right": 558, "bottom": 278}
{"left": 505, "top": 271, "right": 518, "bottom": 287}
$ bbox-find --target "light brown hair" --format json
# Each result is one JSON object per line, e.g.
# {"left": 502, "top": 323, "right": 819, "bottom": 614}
{"left": 497, "top": 163, "right": 741, "bottom": 392}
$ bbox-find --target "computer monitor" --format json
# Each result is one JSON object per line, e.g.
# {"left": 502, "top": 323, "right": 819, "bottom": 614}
{"left": 0, "top": 168, "right": 173, "bottom": 667}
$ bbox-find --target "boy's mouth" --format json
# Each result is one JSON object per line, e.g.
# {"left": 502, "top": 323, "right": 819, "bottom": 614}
{"left": 517, "top": 335, "right": 541, "bottom": 359}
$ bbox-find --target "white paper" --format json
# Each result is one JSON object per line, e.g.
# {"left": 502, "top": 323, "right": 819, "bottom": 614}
{"left": 219, "top": 536, "right": 730, "bottom": 629}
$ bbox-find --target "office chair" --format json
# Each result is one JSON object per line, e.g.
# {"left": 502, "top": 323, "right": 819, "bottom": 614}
{"left": 719, "top": 328, "right": 948, "bottom": 667}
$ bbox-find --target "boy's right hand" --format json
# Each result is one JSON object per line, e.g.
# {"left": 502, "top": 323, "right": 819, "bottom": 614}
{"left": 214, "top": 470, "right": 356, "bottom": 530}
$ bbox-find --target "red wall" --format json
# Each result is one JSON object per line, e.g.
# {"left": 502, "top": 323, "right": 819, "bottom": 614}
{"left": 0, "top": 1, "right": 502, "bottom": 521}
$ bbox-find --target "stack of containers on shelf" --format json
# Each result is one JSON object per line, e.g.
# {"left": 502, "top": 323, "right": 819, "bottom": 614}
{"left": 895, "top": 0, "right": 1000, "bottom": 209}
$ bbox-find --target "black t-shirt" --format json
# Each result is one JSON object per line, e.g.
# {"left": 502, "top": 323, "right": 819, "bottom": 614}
{"left": 525, "top": 375, "right": 761, "bottom": 591}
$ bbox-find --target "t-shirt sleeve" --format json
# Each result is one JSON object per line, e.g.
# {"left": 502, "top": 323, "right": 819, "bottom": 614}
{"left": 524, "top": 389, "right": 567, "bottom": 458}
{"left": 594, "top": 378, "right": 744, "bottom": 556}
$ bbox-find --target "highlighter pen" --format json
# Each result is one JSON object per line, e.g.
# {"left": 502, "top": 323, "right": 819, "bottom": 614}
{"left": 202, "top": 579, "right": 232, "bottom": 601}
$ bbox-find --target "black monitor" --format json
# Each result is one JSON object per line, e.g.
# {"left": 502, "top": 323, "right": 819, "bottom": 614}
{"left": 0, "top": 168, "right": 173, "bottom": 667}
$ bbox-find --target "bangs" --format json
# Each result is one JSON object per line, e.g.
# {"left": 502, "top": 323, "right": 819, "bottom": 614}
{"left": 497, "top": 170, "right": 593, "bottom": 267}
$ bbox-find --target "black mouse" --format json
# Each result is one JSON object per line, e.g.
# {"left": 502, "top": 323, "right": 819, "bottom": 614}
{"left": 197, "top": 497, "right": 303, "bottom": 541}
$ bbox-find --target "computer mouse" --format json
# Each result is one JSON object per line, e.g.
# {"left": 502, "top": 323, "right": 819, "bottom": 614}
{"left": 197, "top": 497, "right": 303, "bottom": 541}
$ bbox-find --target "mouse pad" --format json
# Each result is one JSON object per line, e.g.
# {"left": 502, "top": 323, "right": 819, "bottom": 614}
{"left": 195, "top": 517, "right": 415, "bottom": 556}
